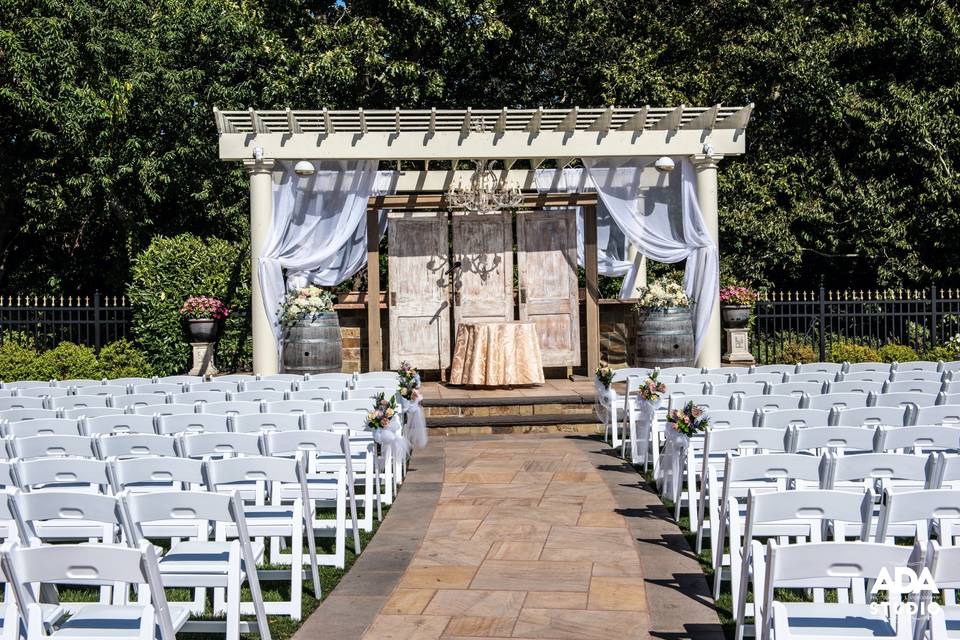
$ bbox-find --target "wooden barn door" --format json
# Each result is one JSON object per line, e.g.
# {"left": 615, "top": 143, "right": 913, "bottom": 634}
{"left": 517, "top": 209, "right": 581, "bottom": 367}
{"left": 451, "top": 211, "right": 514, "bottom": 329}
{"left": 387, "top": 211, "right": 450, "bottom": 370}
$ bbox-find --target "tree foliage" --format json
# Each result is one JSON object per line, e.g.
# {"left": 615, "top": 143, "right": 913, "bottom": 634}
{"left": 1, "top": 0, "right": 958, "bottom": 291}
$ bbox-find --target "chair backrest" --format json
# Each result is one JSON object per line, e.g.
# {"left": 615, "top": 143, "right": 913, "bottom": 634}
{"left": 356, "top": 371, "right": 401, "bottom": 381}
{"left": 230, "top": 412, "right": 301, "bottom": 433}
{"left": 756, "top": 409, "right": 830, "bottom": 429}
{"left": 914, "top": 404, "right": 960, "bottom": 426}
{"left": 0, "top": 408, "right": 58, "bottom": 423}
{"left": 199, "top": 401, "right": 262, "bottom": 416}
{"left": 156, "top": 413, "right": 229, "bottom": 435}
{"left": 82, "top": 414, "right": 156, "bottom": 436}
{"left": 828, "top": 452, "right": 930, "bottom": 485}
{"left": 927, "top": 541, "right": 960, "bottom": 594}
{"left": 0, "top": 397, "right": 44, "bottom": 410}
{"left": 880, "top": 425, "right": 960, "bottom": 454}
{"left": 0, "top": 461, "right": 16, "bottom": 487}
{"left": 872, "top": 393, "right": 935, "bottom": 423}
{"left": 113, "top": 393, "right": 168, "bottom": 409}
{"left": 15, "top": 457, "right": 110, "bottom": 491}
{"left": 844, "top": 362, "right": 892, "bottom": 374}
{"left": 783, "top": 372, "right": 836, "bottom": 385}
{"left": 11, "top": 434, "right": 97, "bottom": 459}
{"left": 261, "top": 429, "right": 348, "bottom": 458}
{"left": 1, "top": 381, "right": 51, "bottom": 390}
{"left": 303, "top": 372, "right": 353, "bottom": 385}
{"left": 709, "top": 382, "right": 767, "bottom": 399}
{"left": 678, "top": 373, "right": 730, "bottom": 385}
{"left": 170, "top": 391, "right": 229, "bottom": 405}
{"left": 667, "top": 394, "right": 734, "bottom": 412}
{"left": 203, "top": 455, "right": 303, "bottom": 489}
{"left": 78, "top": 384, "right": 129, "bottom": 397}
{"left": 96, "top": 433, "right": 179, "bottom": 459}
{"left": 261, "top": 373, "right": 304, "bottom": 382}
{"left": 13, "top": 490, "right": 124, "bottom": 539}
{"left": 132, "top": 383, "right": 184, "bottom": 395}
{"left": 752, "top": 364, "right": 797, "bottom": 376}
{"left": 660, "top": 366, "right": 704, "bottom": 377}
{"left": 241, "top": 380, "right": 294, "bottom": 393}
{"left": 62, "top": 406, "right": 124, "bottom": 419}
{"left": 133, "top": 403, "right": 196, "bottom": 416}
{"left": 122, "top": 489, "right": 245, "bottom": 543}
{"left": 876, "top": 489, "right": 960, "bottom": 542}
{"left": 156, "top": 375, "right": 203, "bottom": 384}
{"left": 179, "top": 432, "right": 262, "bottom": 458}
{"left": 941, "top": 361, "right": 960, "bottom": 374}
{"left": 746, "top": 489, "right": 873, "bottom": 540}
{"left": 111, "top": 377, "right": 154, "bottom": 386}
{"left": 610, "top": 368, "right": 652, "bottom": 384}
{"left": 895, "top": 360, "right": 940, "bottom": 372}
{"left": 6, "top": 418, "right": 80, "bottom": 438}
{"left": 109, "top": 456, "right": 204, "bottom": 493}
{"left": 704, "top": 427, "right": 789, "bottom": 456}
{"left": 707, "top": 366, "right": 751, "bottom": 376}
{"left": 264, "top": 400, "right": 329, "bottom": 415}
{"left": 724, "top": 452, "right": 823, "bottom": 486}
{"left": 187, "top": 381, "right": 239, "bottom": 393}
{"left": 1, "top": 540, "right": 178, "bottom": 640}
{"left": 791, "top": 426, "right": 879, "bottom": 455}
{"left": 825, "top": 379, "right": 884, "bottom": 394}
{"left": 698, "top": 410, "right": 755, "bottom": 430}
{"left": 216, "top": 374, "right": 259, "bottom": 383}
{"left": 795, "top": 362, "right": 843, "bottom": 374}
{"left": 830, "top": 405, "right": 907, "bottom": 427}
{"left": 329, "top": 399, "right": 377, "bottom": 413}
{"left": 738, "top": 394, "right": 806, "bottom": 413}
{"left": 733, "top": 373, "right": 786, "bottom": 385}
{"left": 231, "top": 390, "right": 286, "bottom": 403}
{"left": 806, "top": 392, "right": 872, "bottom": 411}
{"left": 663, "top": 382, "right": 708, "bottom": 397}
{"left": 882, "top": 379, "right": 944, "bottom": 395}
{"left": 298, "top": 378, "right": 350, "bottom": 391}
{"left": 839, "top": 370, "right": 891, "bottom": 383}
{"left": 303, "top": 411, "right": 366, "bottom": 431}
{"left": 287, "top": 388, "right": 342, "bottom": 402}
{"left": 768, "top": 382, "right": 825, "bottom": 398}
{"left": 889, "top": 370, "right": 944, "bottom": 383}
{"left": 345, "top": 388, "right": 400, "bottom": 402}
{"left": 16, "top": 386, "right": 70, "bottom": 398}
{"left": 52, "top": 395, "right": 113, "bottom": 410}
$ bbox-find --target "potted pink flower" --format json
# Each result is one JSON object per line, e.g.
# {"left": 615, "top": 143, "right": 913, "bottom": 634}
{"left": 179, "top": 296, "right": 231, "bottom": 342}
{"left": 719, "top": 284, "right": 757, "bottom": 329}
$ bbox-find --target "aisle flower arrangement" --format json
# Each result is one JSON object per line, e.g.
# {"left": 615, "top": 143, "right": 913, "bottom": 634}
{"left": 397, "top": 361, "right": 421, "bottom": 401}
{"left": 278, "top": 285, "right": 335, "bottom": 328}
{"left": 637, "top": 369, "right": 667, "bottom": 402}
{"left": 634, "top": 277, "right": 691, "bottom": 310}
{"left": 179, "top": 296, "right": 231, "bottom": 320}
{"left": 365, "top": 392, "right": 398, "bottom": 430}
{"left": 595, "top": 364, "right": 614, "bottom": 389}
{"left": 667, "top": 401, "right": 710, "bottom": 437}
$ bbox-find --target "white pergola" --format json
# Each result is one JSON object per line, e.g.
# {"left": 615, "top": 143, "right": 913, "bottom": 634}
{"left": 215, "top": 105, "right": 754, "bottom": 375}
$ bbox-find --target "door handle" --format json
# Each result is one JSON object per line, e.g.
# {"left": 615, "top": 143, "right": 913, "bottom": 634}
{"left": 520, "top": 288, "right": 527, "bottom": 304}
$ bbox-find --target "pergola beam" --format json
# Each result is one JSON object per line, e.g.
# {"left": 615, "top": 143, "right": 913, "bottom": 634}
{"left": 651, "top": 104, "right": 684, "bottom": 131}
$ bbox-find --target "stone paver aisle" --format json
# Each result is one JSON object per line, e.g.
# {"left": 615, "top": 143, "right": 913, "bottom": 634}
{"left": 363, "top": 437, "right": 649, "bottom": 639}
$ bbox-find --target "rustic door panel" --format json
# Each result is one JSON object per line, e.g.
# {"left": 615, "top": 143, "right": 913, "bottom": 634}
{"left": 451, "top": 211, "right": 514, "bottom": 329}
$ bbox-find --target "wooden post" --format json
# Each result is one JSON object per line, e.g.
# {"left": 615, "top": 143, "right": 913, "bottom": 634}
{"left": 584, "top": 204, "right": 600, "bottom": 373}
{"left": 366, "top": 208, "right": 383, "bottom": 372}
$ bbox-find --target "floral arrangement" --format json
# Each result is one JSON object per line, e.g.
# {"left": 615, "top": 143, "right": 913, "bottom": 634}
{"left": 278, "top": 285, "right": 335, "bottom": 328}
{"left": 397, "top": 361, "right": 421, "bottom": 400}
{"left": 595, "top": 364, "right": 614, "bottom": 388}
{"left": 179, "top": 296, "right": 231, "bottom": 320}
{"left": 635, "top": 277, "right": 691, "bottom": 310}
{"left": 667, "top": 400, "right": 710, "bottom": 437}
{"left": 366, "top": 392, "right": 398, "bottom": 430}
{"left": 638, "top": 369, "right": 668, "bottom": 402}
{"left": 720, "top": 284, "right": 757, "bottom": 306}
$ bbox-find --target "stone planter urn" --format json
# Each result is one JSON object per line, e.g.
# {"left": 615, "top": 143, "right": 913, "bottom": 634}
{"left": 720, "top": 304, "right": 751, "bottom": 329}
{"left": 186, "top": 318, "right": 219, "bottom": 342}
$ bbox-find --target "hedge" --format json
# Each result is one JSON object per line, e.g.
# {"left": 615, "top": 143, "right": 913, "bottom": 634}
{"left": 0, "top": 339, "right": 152, "bottom": 382}
{"left": 128, "top": 234, "right": 252, "bottom": 376}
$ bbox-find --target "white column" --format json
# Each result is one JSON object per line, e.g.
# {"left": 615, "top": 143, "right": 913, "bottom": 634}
{"left": 625, "top": 244, "right": 647, "bottom": 296}
{"left": 245, "top": 158, "right": 279, "bottom": 376}
{"left": 691, "top": 154, "right": 722, "bottom": 369}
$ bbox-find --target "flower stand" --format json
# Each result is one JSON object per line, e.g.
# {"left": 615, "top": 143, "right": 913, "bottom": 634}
{"left": 188, "top": 341, "right": 218, "bottom": 376}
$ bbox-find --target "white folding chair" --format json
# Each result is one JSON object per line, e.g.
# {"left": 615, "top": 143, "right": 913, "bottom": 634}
{"left": 132, "top": 383, "right": 184, "bottom": 396}
{"left": 941, "top": 361, "right": 960, "bottom": 374}
{"left": 260, "top": 374, "right": 304, "bottom": 383}
{"left": 825, "top": 379, "right": 884, "bottom": 394}
{"left": 200, "top": 457, "right": 320, "bottom": 621}
{"left": 133, "top": 403, "right": 195, "bottom": 417}
{"left": 831, "top": 406, "right": 908, "bottom": 427}
{"left": 874, "top": 488, "right": 960, "bottom": 545}
{"left": 880, "top": 425, "right": 960, "bottom": 454}
{"left": 10, "top": 435, "right": 97, "bottom": 460}
{"left": 187, "top": 382, "right": 238, "bottom": 393}
{"left": 732, "top": 489, "right": 874, "bottom": 640}
{"left": 890, "top": 370, "right": 944, "bottom": 383}
{"left": 81, "top": 414, "right": 156, "bottom": 436}
{"left": 171, "top": 391, "right": 229, "bottom": 406}
{"left": 933, "top": 453, "right": 960, "bottom": 490}
{"left": 807, "top": 392, "right": 873, "bottom": 411}
{"left": 701, "top": 410, "right": 756, "bottom": 430}
{"left": 894, "top": 360, "right": 939, "bottom": 372}
{"left": 111, "top": 377, "right": 155, "bottom": 386}
{"left": 1, "top": 540, "right": 188, "bottom": 640}
{"left": 15, "top": 457, "right": 110, "bottom": 493}
{"left": 287, "top": 388, "right": 342, "bottom": 403}
{"left": 0, "top": 410, "right": 58, "bottom": 426}
{"left": 156, "top": 413, "right": 228, "bottom": 435}
{"left": 711, "top": 382, "right": 769, "bottom": 400}
{"left": 199, "top": 401, "right": 262, "bottom": 416}
{"left": 96, "top": 433, "right": 178, "bottom": 459}
{"left": 59, "top": 379, "right": 106, "bottom": 389}
{"left": 5, "top": 418, "right": 80, "bottom": 438}
{"left": 768, "top": 382, "right": 824, "bottom": 398}
{"left": 753, "top": 540, "right": 916, "bottom": 640}
{"left": 51, "top": 395, "right": 113, "bottom": 412}
{"left": 882, "top": 379, "right": 944, "bottom": 395}
{"left": 872, "top": 392, "right": 936, "bottom": 422}
{"left": 264, "top": 400, "right": 329, "bottom": 415}
{"left": 121, "top": 490, "right": 271, "bottom": 638}
{"left": 345, "top": 387, "right": 398, "bottom": 401}
{"left": 734, "top": 373, "right": 786, "bottom": 385}
{"left": 157, "top": 375, "right": 204, "bottom": 385}
{"left": 826, "top": 452, "right": 931, "bottom": 493}
{"left": 328, "top": 399, "right": 375, "bottom": 413}
{"left": 298, "top": 376, "right": 351, "bottom": 391}
{"left": 0, "top": 381, "right": 51, "bottom": 391}
{"left": 108, "top": 456, "right": 204, "bottom": 496}
{"left": 840, "top": 370, "right": 892, "bottom": 383}
{"left": 660, "top": 366, "right": 704, "bottom": 377}
{"left": 670, "top": 394, "right": 736, "bottom": 412}
{"left": 682, "top": 373, "right": 731, "bottom": 385}
{"left": 709, "top": 366, "right": 752, "bottom": 376}
{"left": 938, "top": 391, "right": 960, "bottom": 405}
{"left": 914, "top": 405, "right": 960, "bottom": 426}
{"left": 925, "top": 541, "right": 960, "bottom": 640}
{"left": 783, "top": 372, "right": 836, "bottom": 385}
{"left": 230, "top": 413, "right": 301, "bottom": 433}
{"left": 61, "top": 406, "right": 124, "bottom": 419}
{"left": 178, "top": 432, "right": 261, "bottom": 459}
{"left": 757, "top": 409, "right": 831, "bottom": 429}
{"left": 790, "top": 426, "right": 879, "bottom": 455}
{"left": 793, "top": 362, "right": 842, "bottom": 374}
{"left": 113, "top": 394, "right": 169, "bottom": 411}
{"left": 0, "top": 398, "right": 44, "bottom": 411}
{"left": 845, "top": 362, "right": 892, "bottom": 373}
{"left": 241, "top": 380, "right": 294, "bottom": 393}
{"left": 753, "top": 365, "right": 797, "bottom": 376}
{"left": 354, "top": 372, "right": 400, "bottom": 385}
{"left": 16, "top": 387, "right": 69, "bottom": 399}
{"left": 215, "top": 375, "right": 258, "bottom": 384}
{"left": 232, "top": 390, "right": 286, "bottom": 403}
{"left": 738, "top": 394, "right": 808, "bottom": 413}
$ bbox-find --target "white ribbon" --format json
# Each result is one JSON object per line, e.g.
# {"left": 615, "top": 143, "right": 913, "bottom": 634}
{"left": 632, "top": 398, "right": 660, "bottom": 465}
{"left": 656, "top": 426, "right": 690, "bottom": 504}
{"left": 400, "top": 393, "right": 428, "bottom": 450}
{"left": 372, "top": 415, "right": 410, "bottom": 462}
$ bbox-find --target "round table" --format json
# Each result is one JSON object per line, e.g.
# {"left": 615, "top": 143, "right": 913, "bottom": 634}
{"left": 449, "top": 321, "right": 545, "bottom": 387}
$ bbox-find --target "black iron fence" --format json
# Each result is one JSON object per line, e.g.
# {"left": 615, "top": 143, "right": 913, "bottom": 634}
{"left": 753, "top": 286, "right": 960, "bottom": 363}
{"left": 0, "top": 293, "right": 132, "bottom": 351}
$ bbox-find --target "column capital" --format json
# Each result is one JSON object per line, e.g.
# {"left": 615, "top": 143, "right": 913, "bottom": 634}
{"left": 243, "top": 158, "right": 276, "bottom": 174}
{"left": 689, "top": 154, "right": 723, "bottom": 170}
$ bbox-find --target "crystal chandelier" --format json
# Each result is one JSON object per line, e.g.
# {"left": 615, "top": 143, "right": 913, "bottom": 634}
{"left": 445, "top": 160, "right": 523, "bottom": 212}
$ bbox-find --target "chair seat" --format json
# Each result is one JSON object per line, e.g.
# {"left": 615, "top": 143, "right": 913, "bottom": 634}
{"left": 51, "top": 603, "right": 189, "bottom": 638}
{"left": 941, "top": 605, "right": 960, "bottom": 638}
{"left": 159, "top": 540, "right": 264, "bottom": 573}
{"left": 0, "top": 602, "right": 64, "bottom": 631}
{"left": 773, "top": 602, "right": 903, "bottom": 639}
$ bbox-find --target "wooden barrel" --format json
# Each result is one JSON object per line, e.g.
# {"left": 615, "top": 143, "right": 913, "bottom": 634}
{"left": 282, "top": 313, "right": 343, "bottom": 375}
{"left": 634, "top": 307, "right": 695, "bottom": 369}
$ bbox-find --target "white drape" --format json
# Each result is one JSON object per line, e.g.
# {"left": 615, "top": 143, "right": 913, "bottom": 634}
{"left": 262, "top": 160, "right": 387, "bottom": 347}
{"left": 581, "top": 158, "right": 718, "bottom": 357}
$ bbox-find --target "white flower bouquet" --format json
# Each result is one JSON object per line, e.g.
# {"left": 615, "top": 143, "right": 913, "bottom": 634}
{"left": 634, "top": 277, "right": 691, "bottom": 311}
{"left": 278, "top": 285, "right": 335, "bottom": 328}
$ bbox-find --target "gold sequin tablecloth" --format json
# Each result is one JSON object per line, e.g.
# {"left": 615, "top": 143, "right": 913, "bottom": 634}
{"left": 449, "top": 321, "right": 545, "bottom": 386}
